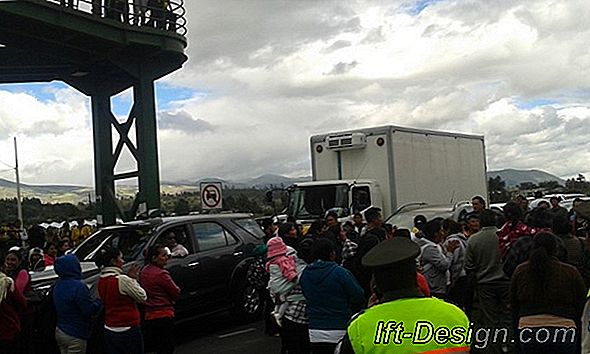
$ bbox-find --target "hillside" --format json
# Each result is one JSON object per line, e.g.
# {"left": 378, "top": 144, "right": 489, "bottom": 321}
{"left": 0, "top": 174, "right": 309, "bottom": 204}
{"left": 487, "top": 169, "right": 565, "bottom": 188}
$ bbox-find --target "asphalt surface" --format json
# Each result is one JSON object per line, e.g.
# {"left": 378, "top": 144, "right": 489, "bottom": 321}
{"left": 174, "top": 313, "right": 281, "bottom": 354}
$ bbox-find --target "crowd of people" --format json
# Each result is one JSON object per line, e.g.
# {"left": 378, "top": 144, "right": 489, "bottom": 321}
{"left": 1, "top": 194, "right": 590, "bottom": 353}
{"left": 254, "top": 195, "right": 590, "bottom": 353}
{"left": 0, "top": 241, "right": 180, "bottom": 354}
{"left": 0, "top": 221, "right": 96, "bottom": 273}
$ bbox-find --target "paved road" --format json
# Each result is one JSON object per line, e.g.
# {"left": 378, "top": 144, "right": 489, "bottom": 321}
{"left": 175, "top": 313, "right": 281, "bottom": 354}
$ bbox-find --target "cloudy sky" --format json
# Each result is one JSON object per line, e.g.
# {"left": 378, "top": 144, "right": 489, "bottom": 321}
{"left": 1, "top": 0, "right": 590, "bottom": 186}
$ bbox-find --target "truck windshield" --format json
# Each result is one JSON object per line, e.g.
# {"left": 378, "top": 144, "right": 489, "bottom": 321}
{"left": 288, "top": 184, "right": 349, "bottom": 220}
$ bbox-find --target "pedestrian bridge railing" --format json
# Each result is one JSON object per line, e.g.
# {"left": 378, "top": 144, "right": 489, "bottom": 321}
{"left": 20, "top": 0, "right": 187, "bottom": 36}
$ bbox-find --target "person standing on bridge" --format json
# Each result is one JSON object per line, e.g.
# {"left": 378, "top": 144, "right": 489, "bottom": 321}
{"left": 140, "top": 245, "right": 181, "bottom": 354}
{"left": 148, "top": 0, "right": 166, "bottom": 29}
{"left": 106, "top": 0, "right": 129, "bottom": 24}
{"left": 133, "top": 0, "right": 149, "bottom": 25}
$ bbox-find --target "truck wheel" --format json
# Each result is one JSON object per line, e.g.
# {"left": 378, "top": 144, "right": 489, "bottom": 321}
{"left": 231, "top": 279, "right": 263, "bottom": 322}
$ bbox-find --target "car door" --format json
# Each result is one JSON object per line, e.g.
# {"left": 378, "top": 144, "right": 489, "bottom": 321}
{"left": 157, "top": 224, "right": 202, "bottom": 316}
{"left": 191, "top": 221, "right": 244, "bottom": 310}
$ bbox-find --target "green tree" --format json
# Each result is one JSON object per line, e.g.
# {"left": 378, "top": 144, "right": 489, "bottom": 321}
{"left": 488, "top": 176, "right": 510, "bottom": 203}
{"left": 538, "top": 180, "right": 561, "bottom": 190}
{"left": 565, "top": 176, "right": 590, "bottom": 194}
{"left": 518, "top": 182, "right": 538, "bottom": 190}
{"left": 174, "top": 198, "right": 190, "bottom": 215}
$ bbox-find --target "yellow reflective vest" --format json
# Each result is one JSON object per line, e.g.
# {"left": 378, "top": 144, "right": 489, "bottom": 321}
{"left": 347, "top": 297, "right": 470, "bottom": 354}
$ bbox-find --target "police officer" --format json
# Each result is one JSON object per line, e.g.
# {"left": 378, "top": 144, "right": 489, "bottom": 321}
{"left": 337, "top": 238, "right": 471, "bottom": 354}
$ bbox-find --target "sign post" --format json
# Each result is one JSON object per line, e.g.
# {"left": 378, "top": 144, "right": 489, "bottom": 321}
{"left": 200, "top": 182, "right": 223, "bottom": 210}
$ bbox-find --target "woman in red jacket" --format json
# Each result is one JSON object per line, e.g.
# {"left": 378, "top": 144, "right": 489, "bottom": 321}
{"left": 96, "top": 247, "right": 147, "bottom": 354}
{"left": 140, "top": 245, "right": 181, "bottom": 354}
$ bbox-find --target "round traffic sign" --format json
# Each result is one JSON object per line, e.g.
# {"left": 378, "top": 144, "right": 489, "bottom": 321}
{"left": 201, "top": 184, "right": 222, "bottom": 209}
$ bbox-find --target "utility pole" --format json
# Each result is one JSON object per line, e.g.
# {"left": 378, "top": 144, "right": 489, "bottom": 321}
{"left": 14, "top": 137, "right": 23, "bottom": 230}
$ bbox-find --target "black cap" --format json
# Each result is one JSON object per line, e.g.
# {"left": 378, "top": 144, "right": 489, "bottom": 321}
{"left": 362, "top": 238, "right": 420, "bottom": 268}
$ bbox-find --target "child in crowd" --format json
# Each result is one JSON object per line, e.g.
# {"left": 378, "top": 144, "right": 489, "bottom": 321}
{"left": 266, "top": 236, "right": 298, "bottom": 326}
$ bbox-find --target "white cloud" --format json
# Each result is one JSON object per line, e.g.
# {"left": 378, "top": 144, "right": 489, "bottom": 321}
{"left": 2, "top": 0, "right": 590, "bottom": 186}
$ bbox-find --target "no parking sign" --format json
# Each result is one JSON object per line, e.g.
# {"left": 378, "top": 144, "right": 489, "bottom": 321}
{"left": 200, "top": 182, "right": 223, "bottom": 210}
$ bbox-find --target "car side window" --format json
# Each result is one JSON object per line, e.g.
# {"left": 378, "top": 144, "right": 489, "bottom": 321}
{"left": 193, "top": 222, "right": 235, "bottom": 252}
{"left": 157, "top": 225, "right": 193, "bottom": 258}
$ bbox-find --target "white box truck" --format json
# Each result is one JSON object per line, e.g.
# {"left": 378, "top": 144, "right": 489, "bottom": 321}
{"left": 286, "top": 125, "right": 488, "bottom": 223}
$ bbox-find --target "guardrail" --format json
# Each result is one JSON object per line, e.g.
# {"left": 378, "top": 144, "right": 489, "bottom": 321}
{"left": 27, "top": 0, "right": 187, "bottom": 36}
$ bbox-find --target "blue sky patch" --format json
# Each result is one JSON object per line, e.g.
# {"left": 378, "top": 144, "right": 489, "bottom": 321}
{"left": 0, "top": 81, "right": 203, "bottom": 118}
{"left": 155, "top": 82, "right": 201, "bottom": 110}
{"left": 515, "top": 98, "right": 559, "bottom": 110}
{"left": 406, "top": 0, "right": 444, "bottom": 16}
{"left": 0, "top": 81, "right": 71, "bottom": 102}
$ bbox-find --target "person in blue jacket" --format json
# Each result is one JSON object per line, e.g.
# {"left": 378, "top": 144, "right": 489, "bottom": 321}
{"left": 300, "top": 238, "right": 365, "bottom": 354}
{"left": 53, "top": 254, "right": 102, "bottom": 354}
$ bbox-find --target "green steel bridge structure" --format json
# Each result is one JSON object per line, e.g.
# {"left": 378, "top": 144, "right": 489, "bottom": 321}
{"left": 0, "top": 0, "right": 188, "bottom": 225}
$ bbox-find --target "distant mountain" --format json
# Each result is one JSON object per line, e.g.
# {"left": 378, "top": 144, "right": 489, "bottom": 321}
{"left": 0, "top": 177, "right": 93, "bottom": 203}
{"left": 487, "top": 169, "right": 565, "bottom": 188}
{"left": 187, "top": 174, "right": 311, "bottom": 189}
{"left": 246, "top": 174, "right": 311, "bottom": 189}
{"left": 0, "top": 174, "right": 311, "bottom": 204}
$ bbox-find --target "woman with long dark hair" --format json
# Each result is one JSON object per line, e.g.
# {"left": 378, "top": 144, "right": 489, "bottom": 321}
{"left": 139, "top": 245, "right": 180, "bottom": 354}
{"left": 510, "top": 232, "right": 586, "bottom": 353}
{"left": 96, "top": 247, "right": 147, "bottom": 354}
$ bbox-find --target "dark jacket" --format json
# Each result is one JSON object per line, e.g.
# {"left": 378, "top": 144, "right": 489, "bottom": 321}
{"left": 352, "top": 227, "right": 385, "bottom": 296}
{"left": 502, "top": 233, "right": 567, "bottom": 278}
{"left": 300, "top": 260, "right": 365, "bottom": 331}
{"left": 53, "top": 255, "right": 102, "bottom": 340}
{"left": 510, "top": 259, "right": 585, "bottom": 322}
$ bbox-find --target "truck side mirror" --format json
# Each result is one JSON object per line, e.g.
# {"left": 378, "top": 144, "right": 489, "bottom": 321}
{"left": 265, "top": 191, "right": 274, "bottom": 203}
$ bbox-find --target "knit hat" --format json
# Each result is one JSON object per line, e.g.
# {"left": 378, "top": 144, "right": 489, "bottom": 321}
{"left": 29, "top": 247, "right": 44, "bottom": 260}
{"left": 266, "top": 236, "right": 288, "bottom": 259}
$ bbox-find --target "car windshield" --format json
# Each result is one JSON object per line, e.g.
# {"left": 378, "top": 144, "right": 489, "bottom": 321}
{"left": 287, "top": 184, "right": 349, "bottom": 220}
{"left": 233, "top": 218, "right": 265, "bottom": 239}
{"left": 386, "top": 210, "right": 452, "bottom": 230}
{"left": 73, "top": 225, "right": 155, "bottom": 262}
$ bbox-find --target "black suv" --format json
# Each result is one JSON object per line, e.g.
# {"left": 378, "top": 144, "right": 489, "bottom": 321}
{"left": 30, "top": 214, "right": 265, "bottom": 322}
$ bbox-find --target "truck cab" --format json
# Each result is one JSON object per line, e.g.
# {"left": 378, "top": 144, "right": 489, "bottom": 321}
{"left": 286, "top": 180, "right": 382, "bottom": 224}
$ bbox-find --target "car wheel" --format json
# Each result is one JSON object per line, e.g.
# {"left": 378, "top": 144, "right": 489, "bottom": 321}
{"left": 231, "top": 279, "right": 263, "bottom": 322}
